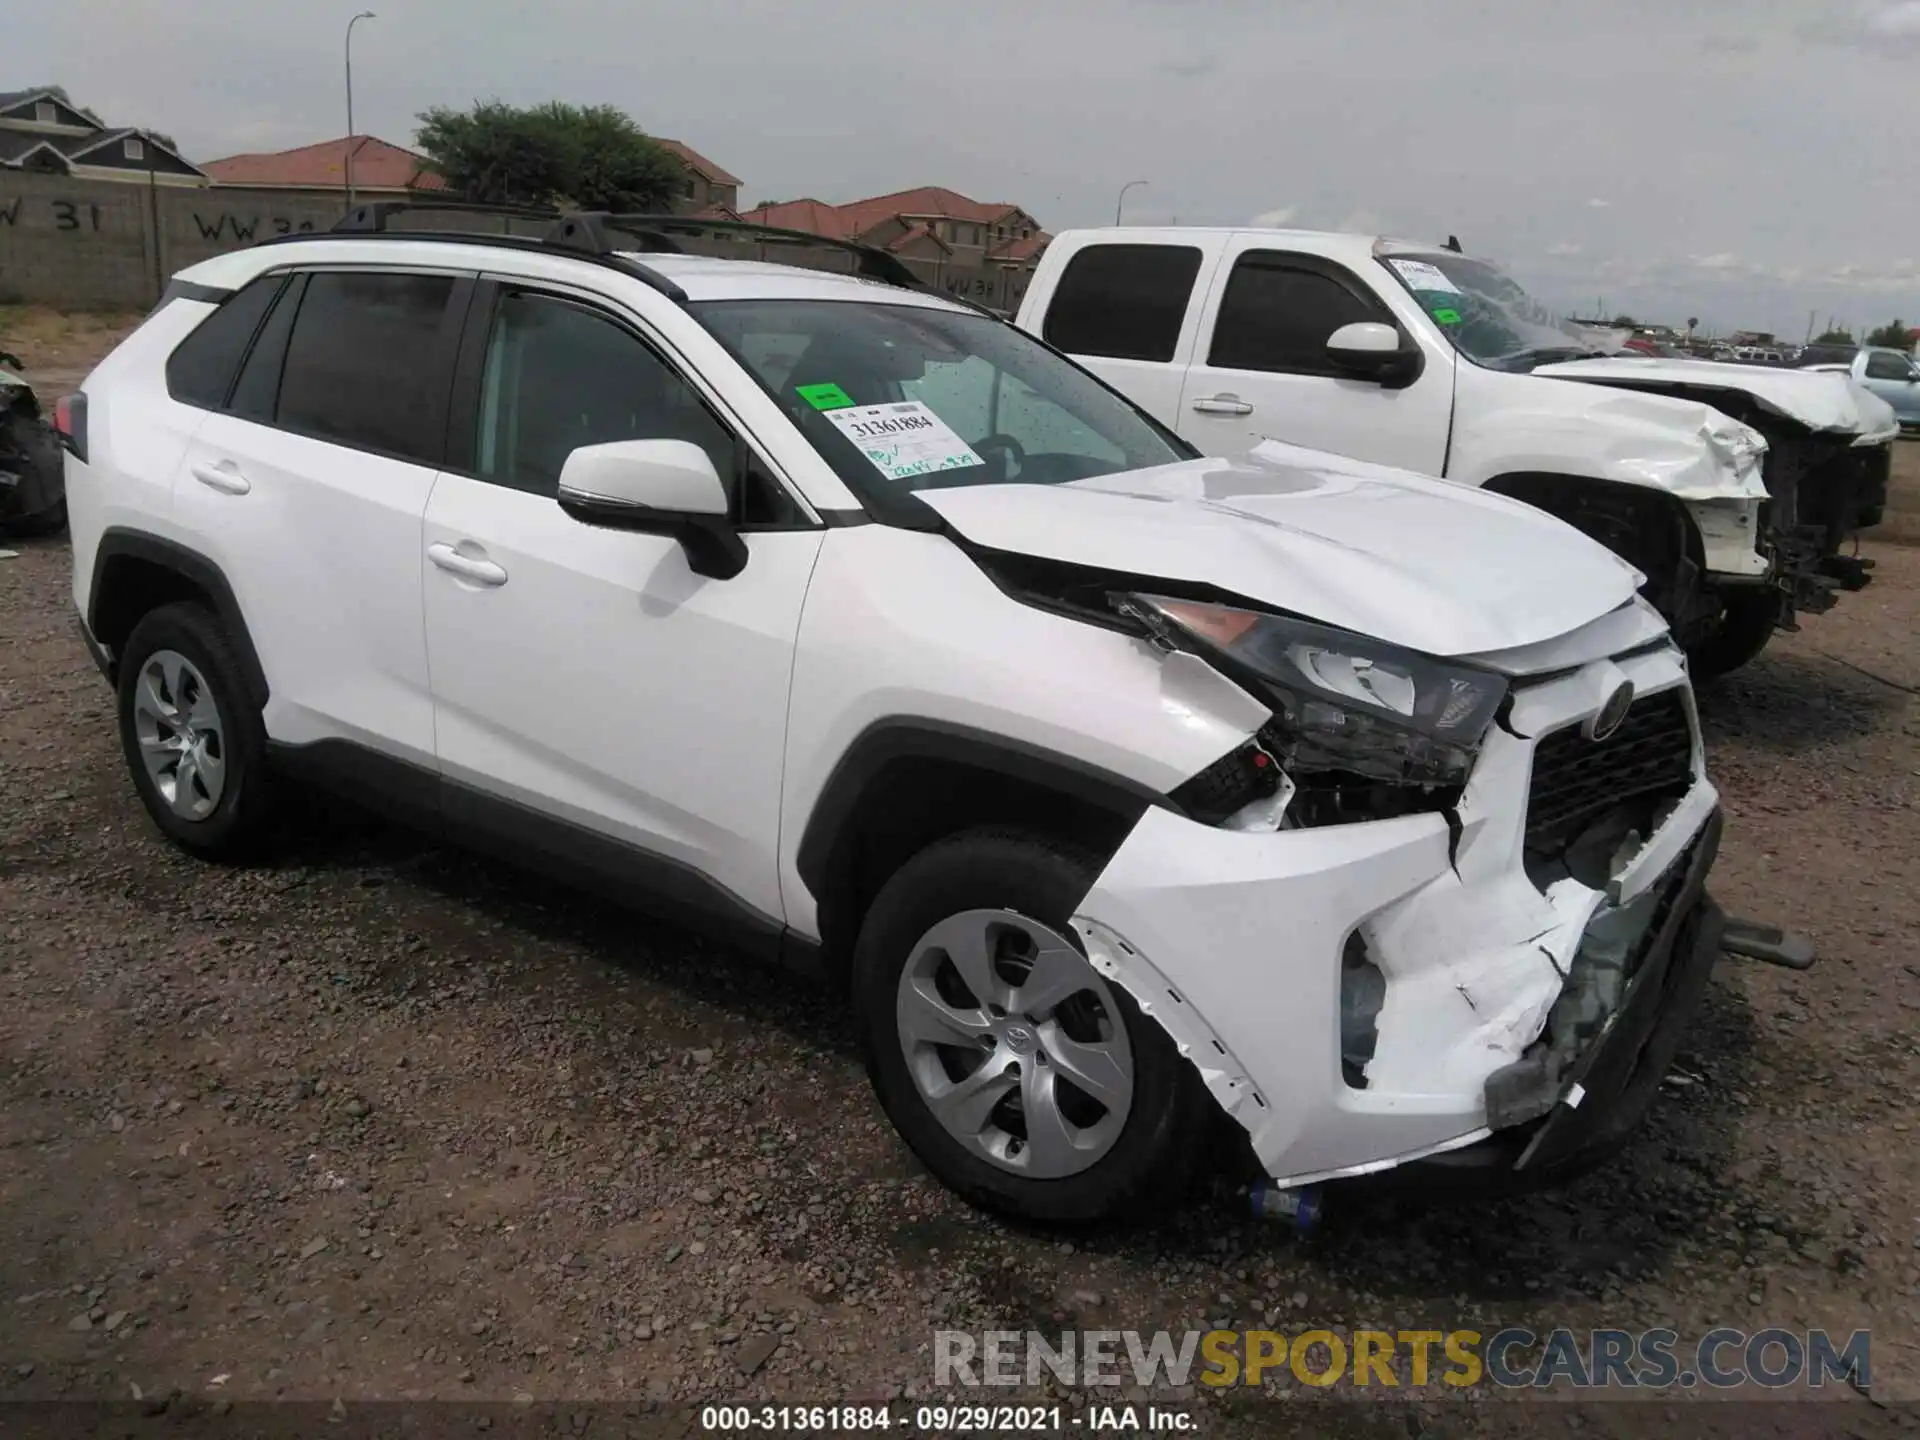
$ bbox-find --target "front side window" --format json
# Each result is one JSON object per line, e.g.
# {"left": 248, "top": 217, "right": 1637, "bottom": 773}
{"left": 1208, "top": 255, "right": 1389, "bottom": 375}
{"left": 1865, "top": 350, "right": 1915, "bottom": 381}
{"left": 275, "top": 271, "right": 458, "bottom": 464}
{"left": 1380, "top": 251, "right": 1601, "bottom": 372}
{"left": 693, "top": 298, "right": 1192, "bottom": 522}
{"left": 1041, "top": 244, "right": 1203, "bottom": 363}
{"left": 474, "top": 290, "right": 736, "bottom": 497}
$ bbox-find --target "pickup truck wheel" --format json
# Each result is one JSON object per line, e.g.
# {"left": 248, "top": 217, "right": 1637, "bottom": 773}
{"left": 852, "top": 827, "right": 1208, "bottom": 1225}
{"left": 1683, "top": 588, "right": 1778, "bottom": 680}
{"left": 116, "top": 603, "right": 275, "bottom": 857}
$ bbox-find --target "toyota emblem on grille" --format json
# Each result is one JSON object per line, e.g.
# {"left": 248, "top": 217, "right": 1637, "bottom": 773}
{"left": 1585, "top": 681, "right": 1635, "bottom": 741}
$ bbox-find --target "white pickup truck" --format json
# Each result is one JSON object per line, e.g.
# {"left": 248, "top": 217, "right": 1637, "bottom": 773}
{"left": 1015, "top": 229, "right": 1897, "bottom": 676}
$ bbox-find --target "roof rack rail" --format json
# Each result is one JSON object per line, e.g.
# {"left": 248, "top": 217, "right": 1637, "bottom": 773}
{"left": 319, "top": 200, "right": 689, "bottom": 302}
{"left": 300, "top": 200, "right": 995, "bottom": 314}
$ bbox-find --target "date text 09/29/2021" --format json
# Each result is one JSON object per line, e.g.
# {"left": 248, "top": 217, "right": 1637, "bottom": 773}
{"left": 699, "top": 1404, "right": 1193, "bottom": 1432}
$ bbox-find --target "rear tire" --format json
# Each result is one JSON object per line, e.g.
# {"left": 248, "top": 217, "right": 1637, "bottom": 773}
{"left": 853, "top": 827, "right": 1209, "bottom": 1225}
{"left": 1683, "top": 588, "right": 1778, "bottom": 680}
{"left": 116, "top": 602, "right": 275, "bottom": 858}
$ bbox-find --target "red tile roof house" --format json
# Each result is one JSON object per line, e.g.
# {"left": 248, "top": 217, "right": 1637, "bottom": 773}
{"left": 201, "top": 135, "right": 448, "bottom": 199}
{"left": 742, "top": 186, "right": 1051, "bottom": 273}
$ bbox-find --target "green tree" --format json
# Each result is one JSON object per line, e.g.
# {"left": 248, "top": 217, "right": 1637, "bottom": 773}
{"left": 1866, "top": 319, "right": 1911, "bottom": 348}
{"left": 1610, "top": 313, "right": 1638, "bottom": 328}
{"left": 1814, "top": 328, "right": 1855, "bottom": 345}
{"left": 414, "top": 101, "right": 685, "bottom": 212}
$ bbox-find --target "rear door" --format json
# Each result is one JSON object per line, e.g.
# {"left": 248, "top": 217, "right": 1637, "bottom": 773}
{"left": 1029, "top": 240, "right": 1217, "bottom": 427}
{"left": 1858, "top": 348, "right": 1920, "bottom": 422}
{"left": 172, "top": 266, "right": 472, "bottom": 771}
{"left": 1176, "top": 243, "right": 1454, "bottom": 473}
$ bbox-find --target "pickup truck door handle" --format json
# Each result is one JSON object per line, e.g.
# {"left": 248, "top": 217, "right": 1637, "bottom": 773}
{"left": 1191, "top": 394, "right": 1254, "bottom": 416}
{"left": 190, "top": 462, "right": 252, "bottom": 495}
{"left": 428, "top": 542, "right": 508, "bottom": 587}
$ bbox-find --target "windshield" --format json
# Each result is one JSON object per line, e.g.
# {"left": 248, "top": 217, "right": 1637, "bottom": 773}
{"left": 1378, "top": 252, "right": 1605, "bottom": 372}
{"left": 690, "top": 299, "right": 1193, "bottom": 520}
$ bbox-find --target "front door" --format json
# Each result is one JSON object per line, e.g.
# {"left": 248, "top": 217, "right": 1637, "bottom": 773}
{"left": 421, "top": 284, "right": 822, "bottom": 926}
{"left": 1176, "top": 245, "right": 1455, "bottom": 474}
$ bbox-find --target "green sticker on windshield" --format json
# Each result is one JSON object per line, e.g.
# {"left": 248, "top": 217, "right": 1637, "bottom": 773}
{"left": 1432, "top": 307, "right": 1463, "bottom": 326}
{"left": 797, "top": 381, "right": 855, "bottom": 411}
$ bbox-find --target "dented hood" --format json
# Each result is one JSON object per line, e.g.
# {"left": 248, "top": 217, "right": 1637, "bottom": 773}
{"left": 919, "top": 441, "right": 1645, "bottom": 657}
{"left": 1534, "top": 355, "right": 1897, "bottom": 438}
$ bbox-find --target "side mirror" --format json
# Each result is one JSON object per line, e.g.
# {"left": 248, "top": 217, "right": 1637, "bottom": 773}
{"left": 1326, "top": 322, "right": 1422, "bottom": 388}
{"left": 557, "top": 439, "right": 747, "bottom": 580}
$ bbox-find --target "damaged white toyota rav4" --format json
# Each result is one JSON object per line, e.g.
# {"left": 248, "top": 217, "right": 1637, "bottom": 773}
{"left": 63, "top": 210, "right": 1730, "bottom": 1223}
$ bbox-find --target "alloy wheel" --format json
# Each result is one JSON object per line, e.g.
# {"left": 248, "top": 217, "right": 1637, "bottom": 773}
{"left": 131, "top": 649, "right": 227, "bottom": 821}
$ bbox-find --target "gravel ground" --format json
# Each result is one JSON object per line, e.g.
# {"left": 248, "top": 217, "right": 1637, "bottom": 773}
{"left": 0, "top": 326, "right": 1916, "bottom": 1436}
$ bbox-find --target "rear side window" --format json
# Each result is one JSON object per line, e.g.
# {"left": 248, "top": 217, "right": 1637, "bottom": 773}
{"left": 1208, "top": 254, "right": 1388, "bottom": 375}
{"left": 164, "top": 276, "right": 285, "bottom": 409}
{"left": 1041, "top": 244, "right": 1202, "bottom": 363}
{"left": 275, "top": 271, "right": 460, "bottom": 465}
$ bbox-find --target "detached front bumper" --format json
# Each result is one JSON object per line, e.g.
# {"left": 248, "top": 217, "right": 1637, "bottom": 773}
{"left": 1071, "top": 642, "right": 1723, "bottom": 1189}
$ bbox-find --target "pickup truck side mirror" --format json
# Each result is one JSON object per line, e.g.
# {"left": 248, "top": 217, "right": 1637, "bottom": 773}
{"left": 556, "top": 438, "right": 747, "bottom": 580}
{"left": 1326, "top": 322, "right": 1423, "bottom": 389}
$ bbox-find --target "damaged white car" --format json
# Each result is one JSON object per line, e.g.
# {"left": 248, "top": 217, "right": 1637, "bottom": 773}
{"left": 1016, "top": 229, "right": 1897, "bottom": 679}
{"left": 69, "top": 213, "right": 1738, "bottom": 1224}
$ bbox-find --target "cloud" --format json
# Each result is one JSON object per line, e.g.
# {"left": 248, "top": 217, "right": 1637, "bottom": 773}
{"left": 1585, "top": 198, "right": 1612, "bottom": 209}
{"left": 1250, "top": 206, "right": 1297, "bottom": 227}
{"left": 1546, "top": 242, "right": 1584, "bottom": 257}
{"left": 1799, "top": 2, "right": 1920, "bottom": 51}
{"left": 1690, "top": 252, "right": 1743, "bottom": 271}
{"left": 1700, "top": 33, "right": 1760, "bottom": 54}
{"left": 1338, "top": 208, "right": 1383, "bottom": 234}
{"left": 1158, "top": 56, "right": 1218, "bottom": 78}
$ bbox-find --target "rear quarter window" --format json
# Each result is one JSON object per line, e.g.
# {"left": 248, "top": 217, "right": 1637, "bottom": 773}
{"left": 164, "top": 275, "right": 286, "bottom": 409}
{"left": 1041, "top": 244, "right": 1203, "bottom": 363}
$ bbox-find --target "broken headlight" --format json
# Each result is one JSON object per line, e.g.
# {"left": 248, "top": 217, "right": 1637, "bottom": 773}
{"left": 1128, "top": 595, "right": 1508, "bottom": 788}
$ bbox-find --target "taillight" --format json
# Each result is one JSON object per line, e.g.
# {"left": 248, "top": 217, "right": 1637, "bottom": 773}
{"left": 54, "top": 393, "right": 87, "bottom": 463}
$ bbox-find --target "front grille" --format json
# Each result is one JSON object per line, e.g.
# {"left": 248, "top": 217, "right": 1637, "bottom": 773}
{"left": 1525, "top": 688, "right": 1694, "bottom": 854}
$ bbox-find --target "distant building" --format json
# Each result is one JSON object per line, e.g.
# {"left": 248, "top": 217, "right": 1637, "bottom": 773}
{"left": 0, "top": 85, "right": 207, "bottom": 185}
{"left": 653, "top": 139, "right": 741, "bottom": 216}
{"left": 202, "top": 135, "right": 447, "bottom": 198}
{"left": 742, "top": 185, "right": 1050, "bottom": 274}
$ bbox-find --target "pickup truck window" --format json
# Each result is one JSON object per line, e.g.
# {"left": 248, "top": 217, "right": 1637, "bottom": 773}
{"left": 694, "top": 298, "right": 1191, "bottom": 523}
{"left": 1040, "top": 244, "right": 1203, "bottom": 363}
{"left": 1864, "top": 350, "right": 1915, "bottom": 381}
{"left": 1208, "top": 253, "right": 1388, "bottom": 375}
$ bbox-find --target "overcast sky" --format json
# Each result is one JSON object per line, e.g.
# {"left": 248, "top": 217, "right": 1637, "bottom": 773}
{"left": 19, "top": 0, "right": 1920, "bottom": 338}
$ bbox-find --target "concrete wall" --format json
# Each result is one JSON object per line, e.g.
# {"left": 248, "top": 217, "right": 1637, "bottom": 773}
{"left": 0, "top": 170, "right": 1038, "bottom": 314}
{"left": 0, "top": 172, "right": 347, "bottom": 309}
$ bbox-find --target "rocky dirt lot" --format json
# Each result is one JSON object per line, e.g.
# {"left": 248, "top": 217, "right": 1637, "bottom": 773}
{"left": 0, "top": 319, "right": 1916, "bottom": 1437}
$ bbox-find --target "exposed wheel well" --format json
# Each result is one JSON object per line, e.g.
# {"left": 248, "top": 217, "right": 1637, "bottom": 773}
{"left": 87, "top": 531, "right": 268, "bottom": 706}
{"left": 1480, "top": 472, "right": 1709, "bottom": 629}
{"left": 797, "top": 726, "right": 1156, "bottom": 983}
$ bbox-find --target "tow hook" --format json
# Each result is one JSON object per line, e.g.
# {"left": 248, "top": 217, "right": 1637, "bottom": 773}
{"left": 1721, "top": 917, "right": 1816, "bottom": 970}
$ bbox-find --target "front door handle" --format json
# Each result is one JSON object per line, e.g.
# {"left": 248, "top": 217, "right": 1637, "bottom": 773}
{"left": 190, "top": 462, "right": 251, "bottom": 495}
{"left": 428, "top": 542, "right": 508, "bottom": 587}
{"left": 1191, "top": 395, "right": 1254, "bottom": 416}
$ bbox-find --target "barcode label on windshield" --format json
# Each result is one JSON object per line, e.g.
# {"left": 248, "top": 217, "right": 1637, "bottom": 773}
{"left": 822, "top": 401, "right": 984, "bottom": 481}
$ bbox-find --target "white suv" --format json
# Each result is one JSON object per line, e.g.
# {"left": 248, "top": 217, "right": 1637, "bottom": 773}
{"left": 60, "top": 211, "right": 1727, "bottom": 1223}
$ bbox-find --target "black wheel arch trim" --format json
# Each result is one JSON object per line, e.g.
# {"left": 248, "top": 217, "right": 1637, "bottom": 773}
{"left": 88, "top": 528, "right": 270, "bottom": 707}
{"left": 793, "top": 717, "right": 1171, "bottom": 905}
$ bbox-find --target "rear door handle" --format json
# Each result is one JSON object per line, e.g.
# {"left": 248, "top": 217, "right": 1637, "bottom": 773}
{"left": 428, "top": 542, "right": 508, "bottom": 587}
{"left": 1191, "top": 395, "right": 1254, "bottom": 416}
{"left": 190, "top": 462, "right": 251, "bottom": 495}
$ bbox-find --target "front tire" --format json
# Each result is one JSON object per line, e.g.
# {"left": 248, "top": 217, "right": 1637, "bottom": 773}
{"left": 116, "top": 603, "right": 274, "bottom": 857}
{"left": 1683, "top": 587, "right": 1778, "bottom": 680}
{"left": 852, "top": 827, "right": 1209, "bottom": 1224}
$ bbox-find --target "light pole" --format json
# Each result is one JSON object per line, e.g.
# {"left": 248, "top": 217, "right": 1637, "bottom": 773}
{"left": 344, "top": 10, "right": 376, "bottom": 208}
{"left": 1114, "top": 179, "right": 1149, "bottom": 226}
